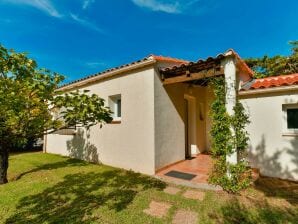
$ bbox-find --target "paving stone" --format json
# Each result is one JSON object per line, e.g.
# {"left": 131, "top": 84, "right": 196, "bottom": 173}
{"left": 183, "top": 190, "right": 205, "bottom": 201}
{"left": 143, "top": 200, "right": 172, "bottom": 218}
{"left": 172, "top": 209, "right": 198, "bottom": 224}
{"left": 163, "top": 186, "right": 181, "bottom": 195}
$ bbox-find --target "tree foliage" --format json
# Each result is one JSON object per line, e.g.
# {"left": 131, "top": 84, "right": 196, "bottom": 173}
{"left": 245, "top": 41, "right": 298, "bottom": 78}
{"left": 0, "top": 45, "right": 112, "bottom": 184}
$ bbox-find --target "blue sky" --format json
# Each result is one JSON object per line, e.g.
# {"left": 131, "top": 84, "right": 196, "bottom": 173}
{"left": 0, "top": 0, "right": 297, "bottom": 82}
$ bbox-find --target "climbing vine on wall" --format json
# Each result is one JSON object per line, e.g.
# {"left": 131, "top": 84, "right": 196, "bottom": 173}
{"left": 208, "top": 76, "right": 251, "bottom": 193}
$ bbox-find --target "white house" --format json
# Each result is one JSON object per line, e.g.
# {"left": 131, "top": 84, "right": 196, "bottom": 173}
{"left": 44, "top": 50, "right": 298, "bottom": 181}
{"left": 240, "top": 74, "right": 298, "bottom": 181}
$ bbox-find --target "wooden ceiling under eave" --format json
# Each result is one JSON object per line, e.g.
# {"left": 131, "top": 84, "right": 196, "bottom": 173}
{"left": 160, "top": 54, "right": 225, "bottom": 85}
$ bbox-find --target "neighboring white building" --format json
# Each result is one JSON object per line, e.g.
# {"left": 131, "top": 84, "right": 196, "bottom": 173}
{"left": 44, "top": 51, "right": 298, "bottom": 181}
{"left": 240, "top": 74, "right": 298, "bottom": 181}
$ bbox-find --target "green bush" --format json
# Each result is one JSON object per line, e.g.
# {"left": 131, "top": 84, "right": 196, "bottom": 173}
{"left": 209, "top": 76, "right": 251, "bottom": 193}
{"left": 210, "top": 159, "right": 251, "bottom": 193}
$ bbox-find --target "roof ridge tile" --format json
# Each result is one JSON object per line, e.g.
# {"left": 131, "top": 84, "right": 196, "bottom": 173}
{"left": 150, "top": 54, "right": 189, "bottom": 64}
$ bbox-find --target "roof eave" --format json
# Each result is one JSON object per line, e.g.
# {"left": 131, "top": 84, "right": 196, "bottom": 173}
{"left": 239, "top": 85, "right": 298, "bottom": 96}
{"left": 225, "top": 49, "right": 254, "bottom": 77}
{"left": 57, "top": 58, "right": 156, "bottom": 91}
{"left": 160, "top": 49, "right": 253, "bottom": 78}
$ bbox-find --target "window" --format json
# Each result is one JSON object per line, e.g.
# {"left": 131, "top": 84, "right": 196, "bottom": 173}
{"left": 109, "top": 94, "right": 122, "bottom": 121}
{"left": 283, "top": 104, "right": 298, "bottom": 135}
{"left": 287, "top": 108, "right": 298, "bottom": 129}
{"left": 116, "top": 98, "right": 121, "bottom": 118}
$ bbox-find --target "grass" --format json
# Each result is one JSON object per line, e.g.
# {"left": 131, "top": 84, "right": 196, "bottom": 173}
{"left": 0, "top": 152, "right": 297, "bottom": 223}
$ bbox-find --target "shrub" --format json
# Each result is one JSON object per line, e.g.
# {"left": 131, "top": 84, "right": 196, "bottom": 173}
{"left": 209, "top": 76, "right": 251, "bottom": 193}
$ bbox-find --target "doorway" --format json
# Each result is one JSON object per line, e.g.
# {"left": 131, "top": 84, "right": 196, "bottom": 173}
{"left": 184, "top": 95, "right": 197, "bottom": 159}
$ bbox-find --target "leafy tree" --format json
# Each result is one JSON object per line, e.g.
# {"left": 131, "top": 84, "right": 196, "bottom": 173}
{"left": 245, "top": 41, "right": 298, "bottom": 78}
{"left": 0, "top": 45, "right": 112, "bottom": 184}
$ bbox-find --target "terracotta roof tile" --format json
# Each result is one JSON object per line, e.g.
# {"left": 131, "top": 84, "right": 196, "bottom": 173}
{"left": 244, "top": 73, "right": 298, "bottom": 90}
{"left": 58, "top": 56, "right": 151, "bottom": 89}
{"left": 151, "top": 54, "right": 189, "bottom": 64}
{"left": 159, "top": 49, "right": 253, "bottom": 77}
{"left": 160, "top": 53, "right": 225, "bottom": 74}
{"left": 58, "top": 54, "right": 188, "bottom": 90}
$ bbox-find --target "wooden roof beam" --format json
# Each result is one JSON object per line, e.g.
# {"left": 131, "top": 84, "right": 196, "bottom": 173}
{"left": 163, "top": 67, "right": 224, "bottom": 85}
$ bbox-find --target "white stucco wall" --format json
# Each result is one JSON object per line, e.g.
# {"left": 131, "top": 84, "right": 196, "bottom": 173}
{"left": 205, "top": 86, "right": 214, "bottom": 151}
{"left": 153, "top": 73, "right": 185, "bottom": 170}
{"left": 240, "top": 91, "right": 298, "bottom": 181}
{"left": 46, "top": 66, "right": 156, "bottom": 175}
{"left": 153, "top": 69, "right": 211, "bottom": 170}
{"left": 191, "top": 86, "right": 210, "bottom": 153}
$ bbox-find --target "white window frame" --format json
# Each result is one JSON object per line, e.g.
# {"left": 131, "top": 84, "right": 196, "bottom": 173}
{"left": 282, "top": 104, "right": 298, "bottom": 135}
{"left": 108, "top": 94, "right": 122, "bottom": 121}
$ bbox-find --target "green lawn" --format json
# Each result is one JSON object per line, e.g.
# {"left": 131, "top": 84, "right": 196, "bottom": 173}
{"left": 0, "top": 152, "right": 297, "bottom": 223}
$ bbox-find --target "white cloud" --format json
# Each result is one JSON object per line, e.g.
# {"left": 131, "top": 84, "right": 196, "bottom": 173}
{"left": 3, "top": 0, "right": 105, "bottom": 33}
{"left": 70, "top": 13, "right": 105, "bottom": 34}
{"left": 131, "top": 0, "right": 180, "bottom": 13}
{"left": 82, "top": 0, "right": 95, "bottom": 10}
{"left": 5, "top": 0, "right": 62, "bottom": 18}
{"left": 131, "top": 0, "right": 203, "bottom": 14}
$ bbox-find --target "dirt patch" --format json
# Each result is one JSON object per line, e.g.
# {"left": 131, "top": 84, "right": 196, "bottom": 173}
{"left": 183, "top": 190, "right": 205, "bottom": 201}
{"left": 254, "top": 177, "right": 298, "bottom": 197}
{"left": 266, "top": 197, "right": 292, "bottom": 208}
{"left": 247, "top": 176, "right": 298, "bottom": 206}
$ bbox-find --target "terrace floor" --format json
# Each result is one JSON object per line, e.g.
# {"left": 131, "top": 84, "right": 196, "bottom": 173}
{"left": 156, "top": 154, "right": 214, "bottom": 186}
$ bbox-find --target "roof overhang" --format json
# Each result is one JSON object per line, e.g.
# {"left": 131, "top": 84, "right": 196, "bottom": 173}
{"left": 239, "top": 85, "right": 298, "bottom": 96}
{"left": 57, "top": 54, "right": 188, "bottom": 92}
{"left": 160, "top": 49, "right": 253, "bottom": 85}
{"left": 58, "top": 57, "right": 156, "bottom": 91}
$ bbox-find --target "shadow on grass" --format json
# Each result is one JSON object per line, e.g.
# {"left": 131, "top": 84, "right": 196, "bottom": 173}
{"left": 13, "top": 158, "right": 88, "bottom": 181}
{"left": 248, "top": 135, "right": 298, "bottom": 205}
{"left": 6, "top": 170, "right": 166, "bottom": 223}
{"left": 209, "top": 199, "right": 297, "bottom": 224}
{"left": 254, "top": 176, "right": 298, "bottom": 206}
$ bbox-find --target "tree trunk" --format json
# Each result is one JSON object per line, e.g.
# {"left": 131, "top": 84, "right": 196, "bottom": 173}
{"left": 0, "top": 146, "right": 8, "bottom": 184}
